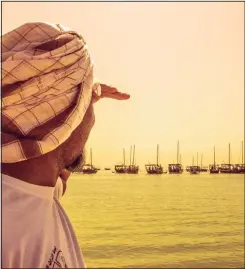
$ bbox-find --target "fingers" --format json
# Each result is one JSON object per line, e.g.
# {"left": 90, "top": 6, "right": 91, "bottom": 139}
{"left": 92, "top": 83, "right": 130, "bottom": 103}
{"left": 102, "top": 92, "right": 130, "bottom": 100}
{"left": 100, "top": 84, "right": 117, "bottom": 93}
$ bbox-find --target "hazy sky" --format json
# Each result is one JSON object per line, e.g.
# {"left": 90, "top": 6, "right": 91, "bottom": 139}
{"left": 2, "top": 2, "right": 244, "bottom": 167}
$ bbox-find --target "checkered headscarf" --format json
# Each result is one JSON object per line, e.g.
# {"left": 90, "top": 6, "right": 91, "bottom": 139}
{"left": 1, "top": 22, "right": 96, "bottom": 163}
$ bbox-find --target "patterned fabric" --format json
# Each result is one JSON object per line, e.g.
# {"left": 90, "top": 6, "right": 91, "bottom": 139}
{"left": 1, "top": 22, "right": 98, "bottom": 163}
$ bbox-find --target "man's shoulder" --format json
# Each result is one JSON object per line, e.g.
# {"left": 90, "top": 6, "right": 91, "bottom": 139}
{"left": 2, "top": 173, "right": 55, "bottom": 202}
{"left": 2, "top": 175, "right": 85, "bottom": 268}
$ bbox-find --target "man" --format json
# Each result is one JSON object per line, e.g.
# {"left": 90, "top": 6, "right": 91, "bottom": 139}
{"left": 2, "top": 22, "right": 130, "bottom": 268}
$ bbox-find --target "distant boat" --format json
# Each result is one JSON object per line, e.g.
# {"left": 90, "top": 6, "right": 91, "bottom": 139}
{"left": 200, "top": 154, "right": 208, "bottom": 172}
{"left": 145, "top": 144, "right": 165, "bottom": 174}
{"left": 127, "top": 145, "right": 139, "bottom": 174}
{"left": 127, "top": 165, "right": 139, "bottom": 174}
{"left": 231, "top": 141, "right": 245, "bottom": 173}
{"left": 240, "top": 164, "right": 245, "bottom": 174}
{"left": 115, "top": 148, "right": 127, "bottom": 174}
{"left": 241, "top": 141, "right": 245, "bottom": 173}
{"left": 189, "top": 165, "right": 200, "bottom": 174}
{"left": 240, "top": 142, "right": 245, "bottom": 173}
{"left": 200, "top": 167, "right": 208, "bottom": 172}
{"left": 168, "top": 141, "right": 183, "bottom": 174}
{"left": 232, "top": 164, "right": 243, "bottom": 173}
{"left": 220, "top": 143, "right": 234, "bottom": 173}
{"left": 209, "top": 146, "right": 219, "bottom": 174}
{"left": 104, "top": 167, "right": 111, "bottom": 171}
{"left": 146, "top": 164, "right": 164, "bottom": 174}
{"left": 82, "top": 148, "right": 97, "bottom": 174}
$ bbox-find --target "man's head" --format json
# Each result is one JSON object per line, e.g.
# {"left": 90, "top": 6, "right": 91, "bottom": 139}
{"left": 1, "top": 22, "right": 130, "bottom": 189}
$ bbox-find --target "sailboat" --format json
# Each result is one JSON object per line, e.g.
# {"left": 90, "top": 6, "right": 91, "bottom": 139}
{"left": 220, "top": 143, "right": 234, "bottom": 173}
{"left": 115, "top": 148, "right": 128, "bottom": 173}
{"left": 145, "top": 144, "right": 164, "bottom": 174}
{"left": 209, "top": 146, "right": 219, "bottom": 173}
{"left": 82, "top": 148, "right": 98, "bottom": 174}
{"left": 127, "top": 145, "right": 139, "bottom": 174}
{"left": 189, "top": 153, "right": 200, "bottom": 174}
{"left": 168, "top": 140, "right": 183, "bottom": 174}
{"left": 240, "top": 141, "right": 245, "bottom": 173}
{"left": 200, "top": 153, "right": 208, "bottom": 172}
{"left": 233, "top": 141, "right": 245, "bottom": 173}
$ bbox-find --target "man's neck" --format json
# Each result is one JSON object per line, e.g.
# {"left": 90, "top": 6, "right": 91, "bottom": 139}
{"left": 1, "top": 151, "right": 59, "bottom": 187}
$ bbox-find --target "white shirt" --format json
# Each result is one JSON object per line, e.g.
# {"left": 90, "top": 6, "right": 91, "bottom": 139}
{"left": 2, "top": 174, "right": 86, "bottom": 268}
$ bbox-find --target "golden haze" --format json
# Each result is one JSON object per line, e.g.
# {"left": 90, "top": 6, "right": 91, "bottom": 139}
{"left": 2, "top": 2, "right": 244, "bottom": 167}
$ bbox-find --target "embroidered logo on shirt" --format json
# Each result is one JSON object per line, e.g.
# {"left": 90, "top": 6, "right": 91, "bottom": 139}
{"left": 46, "top": 246, "right": 67, "bottom": 268}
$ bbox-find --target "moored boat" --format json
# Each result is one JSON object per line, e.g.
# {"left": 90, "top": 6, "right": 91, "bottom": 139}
{"left": 200, "top": 154, "right": 208, "bottom": 172}
{"left": 237, "top": 141, "right": 245, "bottom": 173}
{"left": 220, "top": 143, "right": 234, "bottom": 173}
{"left": 145, "top": 164, "right": 163, "bottom": 174}
{"left": 200, "top": 167, "right": 208, "bottom": 172}
{"left": 82, "top": 164, "right": 98, "bottom": 174}
{"left": 186, "top": 166, "right": 191, "bottom": 172}
{"left": 145, "top": 144, "right": 165, "bottom": 174}
{"left": 127, "top": 145, "right": 139, "bottom": 174}
{"left": 115, "top": 164, "right": 128, "bottom": 173}
{"left": 239, "top": 164, "right": 245, "bottom": 173}
{"left": 241, "top": 141, "right": 245, "bottom": 173}
{"left": 168, "top": 141, "right": 183, "bottom": 174}
{"left": 189, "top": 165, "right": 201, "bottom": 174}
{"left": 127, "top": 165, "right": 139, "bottom": 174}
{"left": 115, "top": 148, "right": 127, "bottom": 174}
{"left": 82, "top": 148, "right": 97, "bottom": 174}
{"left": 209, "top": 146, "right": 219, "bottom": 173}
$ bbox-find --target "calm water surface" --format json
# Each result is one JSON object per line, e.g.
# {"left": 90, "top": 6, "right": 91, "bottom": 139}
{"left": 61, "top": 172, "right": 244, "bottom": 268}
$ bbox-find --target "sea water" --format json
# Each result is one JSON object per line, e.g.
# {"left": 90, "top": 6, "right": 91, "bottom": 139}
{"left": 61, "top": 172, "right": 244, "bottom": 268}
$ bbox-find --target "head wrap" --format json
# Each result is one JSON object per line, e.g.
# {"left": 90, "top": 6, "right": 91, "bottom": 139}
{"left": 1, "top": 22, "right": 99, "bottom": 163}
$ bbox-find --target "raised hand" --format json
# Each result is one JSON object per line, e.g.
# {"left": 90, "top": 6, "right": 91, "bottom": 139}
{"left": 92, "top": 83, "right": 130, "bottom": 103}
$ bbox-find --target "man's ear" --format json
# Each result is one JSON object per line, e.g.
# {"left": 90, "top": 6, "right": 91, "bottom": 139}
{"left": 58, "top": 102, "right": 95, "bottom": 172}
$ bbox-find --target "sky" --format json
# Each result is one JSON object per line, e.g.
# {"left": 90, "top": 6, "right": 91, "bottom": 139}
{"left": 2, "top": 2, "right": 244, "bottom": 168}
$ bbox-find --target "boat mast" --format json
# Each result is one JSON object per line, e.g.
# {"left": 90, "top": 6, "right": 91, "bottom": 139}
{"left": 197, "top": 152, "right": 198, "bottom": 166}
{"left": 157, "top": 144, "right": 159, "bottom": 165}
{"left": 242, "top": 141, "right": 244, "bottom": 164}
{"left": 123, "top": 148, "right": 125, "bottom": 165}
{"left": 90, "top": 148, "right": 92, "bottom": 166}
{"left": 177, "top": 140, "right": 179, "bottom": 164}
{"left": 130, "top": 146, "right": 132, "bottom": 165}
{"left": 132, "top": 145, "right": 135, "bottom": 165}
{"left": 228, "top": 143, "right": 230, "bottom": 166}
{"left": 214, "top": 146, "right": 216, "bottom": 166}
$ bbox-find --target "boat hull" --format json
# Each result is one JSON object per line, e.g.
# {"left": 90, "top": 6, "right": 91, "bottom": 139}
{"left": 146, "top": 170, "right": 163, "bottom": 175}
{"left": 115, "top": 170, "right": 127, "bottom": 174}
{"left": 82, "top": 170, "right": 97, "bottom": 174}
{"left": 127, "top": 165, "right": 139, "bottom": 174}
{"left": 210, "top": 170, "right": 219, "bottom": 174}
